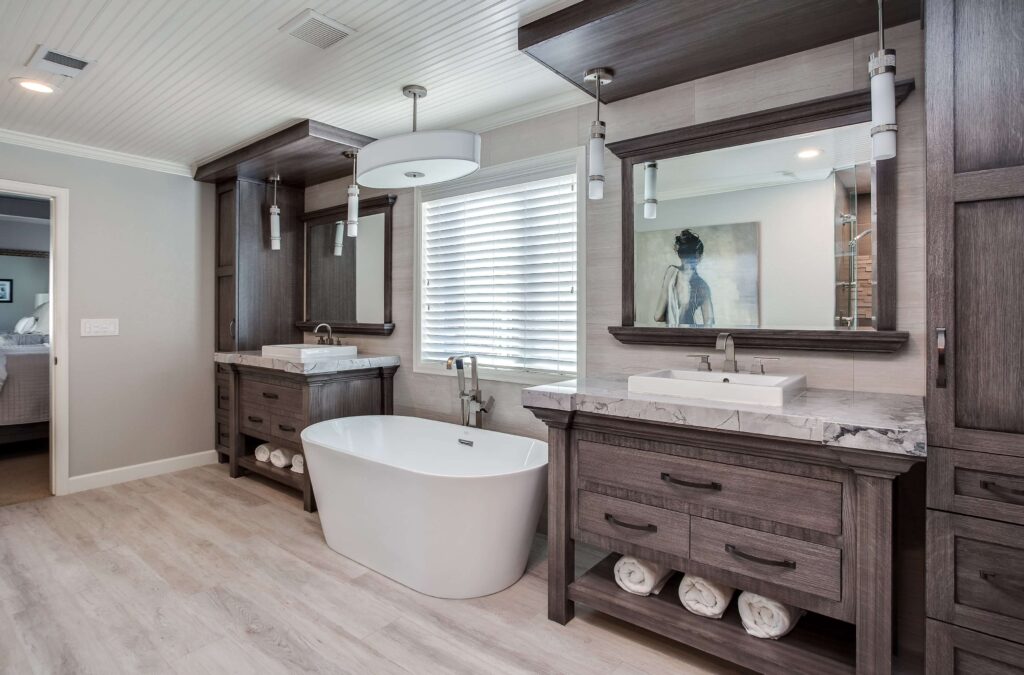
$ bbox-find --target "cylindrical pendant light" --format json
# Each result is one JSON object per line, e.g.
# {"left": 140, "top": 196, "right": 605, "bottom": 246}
{"left": 343, "top": 150, "right": 359, "bottom": 237}
{"left": 334, "top": 219, "right": 345, "bottom": 257}
{"left": 643, "top": 161, "right": 658, "bottom": 219}
{"left": 584, "top": 67, "right": 613, "bottom": 201}
{"left": 268, "top": 174, "right": 281, "bottom": 251}
{"left": 869, "top": 0, "right": 897, "bottom": 161}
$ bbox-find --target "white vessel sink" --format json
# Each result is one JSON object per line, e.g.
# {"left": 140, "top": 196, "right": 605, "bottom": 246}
{"left": 627, "top": 369, "right": 806, "bottom": 407}
{"left": 261, "top": 344, "right": 357, "bottom": 361}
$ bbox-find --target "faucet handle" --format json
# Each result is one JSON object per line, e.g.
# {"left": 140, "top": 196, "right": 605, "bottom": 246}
{"left": 751, "top": 356, "right": 780, "bottom": 374}
{"left": 480, "top": 395, "right": 494, "bottom": 414}
{"left": 686, "top": 354, "right": 713, "bottom": 372}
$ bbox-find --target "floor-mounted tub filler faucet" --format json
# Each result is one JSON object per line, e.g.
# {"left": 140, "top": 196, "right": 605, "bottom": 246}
{"left": 445, "top": 354, "right": 494, "bottom": 428}
{"left": 716, "top": 332, "right": 739, "bottom": 373}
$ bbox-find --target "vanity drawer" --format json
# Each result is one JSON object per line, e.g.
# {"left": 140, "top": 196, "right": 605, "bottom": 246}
{"left": 215, "top": 416, "right": 231, "bottom": 451}
{"left": 928, "top": 512, "right": 1024, "bottom": 643}
{"left": 926, "top": 620, "right": 1024, "bottom": 674}
{"left": 239, "top": 379, "right": 303, "bottom": 416}
{"left": 577, "top": 491, "right": 689, "bottom": 560}
{"left": 239, "top": 404, "right": 271, "bottom": 437}
{"left": 216, "top": 377, "right": 232, "bottom": 412}
{"left": 216, "top": 363, "right": 231, "bottom": 376}
{"left": 270, "top": 414, "right": 304, "bottom": 445}
{"left": 930, "top": 447, "right": 1024, "bottom": 525}
{"left": 577, "top": 441, "right": 843, "bottom": 535}
{"left": 690, "top": 517, "right": 842, "bottom": 601}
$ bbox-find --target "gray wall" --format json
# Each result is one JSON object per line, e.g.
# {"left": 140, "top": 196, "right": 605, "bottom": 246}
{"left": 0, "top": 216, "right": 50, "bottom": 251}
{"left": 0, "top": 255, "right": 48, "bottom": 331}
{"left": 0, "top": 141, "right": 216, "bottom": 477}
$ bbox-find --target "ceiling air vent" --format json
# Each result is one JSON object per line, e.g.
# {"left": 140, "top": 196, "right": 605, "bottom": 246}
{"left": 280, "top": 9, "right": 355, "bottom": 49}
{"left": 27, "top": 45, "right": 91, "bottom": 78}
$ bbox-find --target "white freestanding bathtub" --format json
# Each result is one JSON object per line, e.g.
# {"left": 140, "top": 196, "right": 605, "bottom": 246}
{"left": 301, "top": 415, "right": 548, "bottom": 599}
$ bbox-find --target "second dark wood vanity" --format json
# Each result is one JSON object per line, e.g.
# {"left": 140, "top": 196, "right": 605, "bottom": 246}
{"left": 216, "top": 355, "right": 398, "bottom": 511}
{"left": 525, "top": 378, "right": 925, "bottom": 675}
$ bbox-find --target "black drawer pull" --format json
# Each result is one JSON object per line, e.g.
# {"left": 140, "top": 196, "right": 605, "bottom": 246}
{"left": 604, "top": 513, "right": 658, "bottom": 533}
{"left": 278, "top": 424, "right": 296, "bottom": 433}
{"left": 219, "top": 395, "right": 229, "bottom": 401}
{"left": 247, "top": 416, "right": 263, "bottom": 423}
{"left": 261, "top": 392, "right": 279, "bottom": 400}
{"left": 661, "top": 472, "right": 722, "bottom": 491}
{"left": 725, "top": 544, "right": 796, "bottom": 569}
{"left": 980, "top": 570, "right": 1024, "bottom": 596}
{"left": 981, "top": 480, "right": 1024, "bottom": 503}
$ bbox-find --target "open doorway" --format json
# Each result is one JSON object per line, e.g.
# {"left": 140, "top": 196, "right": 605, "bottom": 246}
{"left": 0, "top": 192, "right": 52, "bottom": 506}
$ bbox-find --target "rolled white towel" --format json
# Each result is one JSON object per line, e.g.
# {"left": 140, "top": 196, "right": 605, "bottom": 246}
{"left": 254, "top": 443, "right": 273, "bottom": 463}
{"left": 737, "top": 591, "right": 804, "bottom": 639}
{"left": 269, "top": 448, "right": 297, "bottom": 469}
{"left": 613, "top": 556, "right": 673, "bottom": 596}
{"left": 290, "top": 454, "right": 305, "bottom": 474}
{"left": 678, "top": 574, "right": 735, "bottom": 619}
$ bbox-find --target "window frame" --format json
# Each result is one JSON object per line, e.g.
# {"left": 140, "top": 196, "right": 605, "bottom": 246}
{"left": 414, "top": 148, "right": 586, "bottom": 386}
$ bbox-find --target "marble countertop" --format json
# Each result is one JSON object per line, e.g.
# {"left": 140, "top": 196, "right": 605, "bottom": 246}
{"left": 522, "top": 374, "right": 926, "bottom": 457}
{"left": 214, "top": 351, "right": 400, "bottom": 374}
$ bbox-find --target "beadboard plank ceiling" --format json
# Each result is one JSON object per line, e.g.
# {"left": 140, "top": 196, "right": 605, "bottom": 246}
{"left": 0, "top": 0, "right": 588, "bottom": 169}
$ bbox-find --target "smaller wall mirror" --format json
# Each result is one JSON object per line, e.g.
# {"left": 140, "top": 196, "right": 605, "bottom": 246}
{"left": 298, "top": 194, "right": 396, "bottom": 336}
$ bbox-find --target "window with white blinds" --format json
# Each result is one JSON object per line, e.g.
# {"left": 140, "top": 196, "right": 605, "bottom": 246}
{"left": 420, "top": 173, "right": 578, "bottom": 377}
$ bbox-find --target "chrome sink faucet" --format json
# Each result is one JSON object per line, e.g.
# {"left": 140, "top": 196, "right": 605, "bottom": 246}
{"left": 716, "top": 332, "right": 739, "bottom": 373}
{"left": 313, "top": 323, "right": 333, "bottom": 345}
{"left": 445, "top": 354, "right": 493, "bottom": 428}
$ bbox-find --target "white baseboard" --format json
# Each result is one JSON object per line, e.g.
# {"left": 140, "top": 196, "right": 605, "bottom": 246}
{"left": 65, "top": 449, "right": 219, "bottom": 494}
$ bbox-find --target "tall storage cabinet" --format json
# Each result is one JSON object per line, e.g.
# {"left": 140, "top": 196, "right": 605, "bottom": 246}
{"left": 214, "top": 178, "right": 303, "bottom": 352}
{"left": 924, "top": 0, "right": 1024, "bottom": 671}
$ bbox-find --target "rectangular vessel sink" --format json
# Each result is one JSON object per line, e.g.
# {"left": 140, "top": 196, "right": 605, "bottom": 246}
{"left": 261, "top": 344, "right": 357, "bottom": 361}
{"left": 627, "top": 369, "right": 806, "bottom": 407}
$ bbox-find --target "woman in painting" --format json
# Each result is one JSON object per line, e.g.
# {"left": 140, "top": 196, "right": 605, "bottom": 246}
{"left": 654, "top": 229, "right": 715, "bottom": 327}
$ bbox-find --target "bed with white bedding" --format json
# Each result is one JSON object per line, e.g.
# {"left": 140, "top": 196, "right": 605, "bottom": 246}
{"left": 0, "top": 343, "right": 50, "bottom": 443}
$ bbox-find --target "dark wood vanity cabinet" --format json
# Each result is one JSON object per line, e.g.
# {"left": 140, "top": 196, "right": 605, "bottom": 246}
{"left": 925, "top": 0, "right": 1024, "bottom": 670}
{"left": 217, "top": 363, "right": 397, "bottom": 511}
{"left": 215, "top": 178, "right": 303, "bottom": 352}
{"left": 530, "top": 410, "right": 918, "bottom": 675}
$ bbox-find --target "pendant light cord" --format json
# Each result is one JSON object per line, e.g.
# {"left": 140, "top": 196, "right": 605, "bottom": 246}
{"left": 877, "top": 0, "right": 885, "bottom": 51}
{"left": 594, "top": 75, "right": 601, "bottom": 122}
{"left": 412, "top": 93, "right": 418, "bottom": 132}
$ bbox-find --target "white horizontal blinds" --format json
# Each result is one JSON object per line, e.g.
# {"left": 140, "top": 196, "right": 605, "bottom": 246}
{"left": 421, "top": 174, "right": 578, "bottom": 375}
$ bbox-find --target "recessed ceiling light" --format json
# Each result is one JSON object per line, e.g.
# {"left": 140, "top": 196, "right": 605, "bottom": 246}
{"left": 10, "top": 78, "right": 55, "bottom": 94}
{"left": 796, "top": 148, "right": 822, "bottom": 160}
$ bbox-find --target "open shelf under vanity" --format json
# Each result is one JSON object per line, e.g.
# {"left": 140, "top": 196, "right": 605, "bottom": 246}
{"left": 573, "top": 554, "right": 856, "bottom": 675}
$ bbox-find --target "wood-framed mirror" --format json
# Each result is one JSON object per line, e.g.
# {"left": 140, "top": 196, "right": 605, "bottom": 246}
{"left": 296, "top": 194, "right": 397, "bottom": 336}
{"left": 608, "top": 80, "right": 915, "bottom": 353}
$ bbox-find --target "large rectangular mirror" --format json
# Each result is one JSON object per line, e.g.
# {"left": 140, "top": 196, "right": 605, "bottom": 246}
{"left": 634, "top": 122, "right": 875, "bottom": 331}
{"left": 609, "top": 82, "right": 913, "bottom": 352}
{"left": 298, "top": 194, "right": 396, "bottom": 336}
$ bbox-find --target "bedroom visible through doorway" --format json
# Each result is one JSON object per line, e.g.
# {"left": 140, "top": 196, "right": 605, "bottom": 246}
{"left": 0, "top": 192, "right": 52, "bottom": 506}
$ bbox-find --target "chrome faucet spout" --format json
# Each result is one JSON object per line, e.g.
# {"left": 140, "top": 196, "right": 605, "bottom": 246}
{"left": 716, "top": 332, "right": 739, "bottom": 373}
{"left": 313, "top": 323, "right": 333, "bottom": 345}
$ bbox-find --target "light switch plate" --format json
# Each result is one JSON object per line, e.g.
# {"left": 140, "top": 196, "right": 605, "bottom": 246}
{"left": 81, "top": 318, "right": 119, "bottom": 337}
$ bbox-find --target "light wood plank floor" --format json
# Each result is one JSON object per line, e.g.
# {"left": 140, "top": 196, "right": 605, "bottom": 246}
{"left": 0, "top": 464, "right": 748, "bottom": 674}
{"left": 0, "top": 440, "right": 50, "bottom": 507}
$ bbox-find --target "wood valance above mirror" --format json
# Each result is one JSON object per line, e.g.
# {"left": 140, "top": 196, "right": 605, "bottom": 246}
{"left": 608, "top": 80, "right": 915, "bottom": 353}
{"left": 296, "top": 194, "right": 397, "bottom": 336}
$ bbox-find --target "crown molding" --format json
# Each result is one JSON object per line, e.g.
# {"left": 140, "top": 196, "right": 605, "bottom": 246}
{"left": 0, "top": 127, "right": 192, "bottom": 177}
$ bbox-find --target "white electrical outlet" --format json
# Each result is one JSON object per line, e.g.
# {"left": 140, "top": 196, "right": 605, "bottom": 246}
{"left": 81, "top": 318, "right": 119, "bottom": 337}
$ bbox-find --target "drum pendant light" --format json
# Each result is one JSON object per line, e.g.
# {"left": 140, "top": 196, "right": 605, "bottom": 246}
{"left": 357, "top": 85, "right": 481, "bottom": 189}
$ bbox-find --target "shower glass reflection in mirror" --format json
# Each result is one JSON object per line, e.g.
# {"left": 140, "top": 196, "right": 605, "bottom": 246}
{"left": 633, "top": 121, "right": 876, "bottom": 331}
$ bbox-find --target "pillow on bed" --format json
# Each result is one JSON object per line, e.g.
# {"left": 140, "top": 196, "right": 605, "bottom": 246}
{"left": 30, "top": 303, "right": 48, "bottom": 335}
{"left": 14, "top": 317, "right": 37, "bottom": 334}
